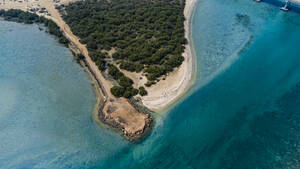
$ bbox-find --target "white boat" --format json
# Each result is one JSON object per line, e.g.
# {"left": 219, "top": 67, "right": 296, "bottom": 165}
{"left": 281, "top": 0, "right": 290, "bottom": 11}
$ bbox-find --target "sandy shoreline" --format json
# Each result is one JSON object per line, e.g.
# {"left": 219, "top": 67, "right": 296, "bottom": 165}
{"left": 0, "top": 0, "right": 198, "bottom": 139}
{"left": 0, "top": 0, "right": 152, "bottom": 140}
{"left": 141, "top": 0, "right": 198, "bottom": 111}
{"left": 0, "top": 0, "right": 199, "bottom": 111}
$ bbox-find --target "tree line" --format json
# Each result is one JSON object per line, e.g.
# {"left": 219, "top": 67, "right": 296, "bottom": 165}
{"left": 63, "top": 0, "right": 187, "bottom": 98}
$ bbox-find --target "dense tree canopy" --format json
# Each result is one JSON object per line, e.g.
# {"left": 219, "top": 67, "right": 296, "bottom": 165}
{"left": 63, "top": 0, "right": 187, "bottom": 97}
{"left": 1, "top": 0, "right": 188, "bottom": 99}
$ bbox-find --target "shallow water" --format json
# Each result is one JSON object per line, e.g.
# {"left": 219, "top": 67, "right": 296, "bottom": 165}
{"left": 0, "top": 21, "right": 128, "bottom": 168}
{"left": 1, "top": 0, "right": 300, "bottom": 168}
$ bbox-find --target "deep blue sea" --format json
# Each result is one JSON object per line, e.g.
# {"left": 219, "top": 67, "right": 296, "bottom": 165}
{"left": 0, "top": 0, "right": 300, "bottom": 168}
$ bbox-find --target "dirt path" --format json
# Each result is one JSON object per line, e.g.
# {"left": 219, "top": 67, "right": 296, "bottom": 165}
{"left": 0, "top": 0, "right": 152, "bottom": 140}
{"left": 44, "top": 1, "right": 151, "bottom": 139}
{"left": 43, "top": 1, "right": 113, "bottom": 99}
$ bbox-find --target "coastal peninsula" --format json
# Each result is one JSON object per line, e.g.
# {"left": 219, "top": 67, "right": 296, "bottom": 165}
{"left": 0, "top": 0, "right": 195, "bottom": 141}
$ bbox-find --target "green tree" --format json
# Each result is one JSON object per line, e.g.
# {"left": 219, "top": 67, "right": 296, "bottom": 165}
{"left": 139, "top": 87, "right": 148, "bottom": 96}
{"left": 110, "top": 86, "right": 125, "bottom": 97}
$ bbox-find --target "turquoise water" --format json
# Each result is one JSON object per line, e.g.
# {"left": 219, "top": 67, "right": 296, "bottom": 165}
{"left": 1, "top": 0, "right": 300, "bottom": 168}
{"left": 0, "top": 21, "right": 128, "bottom": 168}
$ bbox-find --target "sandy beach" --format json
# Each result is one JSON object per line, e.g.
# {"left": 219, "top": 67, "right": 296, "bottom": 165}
{"left": 141, "top": 0, "right": 198, "bottom": 110}
{"left": 0, "top": 0, "right": 198, "bottom": 110}
{"left": 0, "top": 0, "right": 197, "bottom": 139}
{"left": 0, "top": 0, "right": 152, "bottom": 140}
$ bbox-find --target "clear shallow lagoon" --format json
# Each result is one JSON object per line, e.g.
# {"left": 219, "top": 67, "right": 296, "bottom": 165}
{"left": 1, "top": 0, "right": 300, "bottom": 168}
{"left": 0, "top": 21, "right": 128, "bottom": 168}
